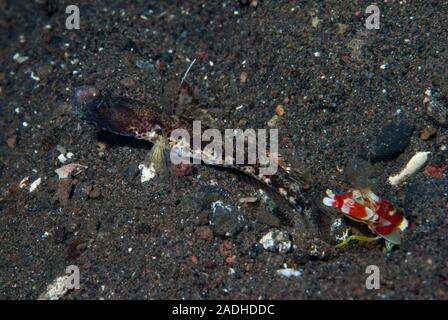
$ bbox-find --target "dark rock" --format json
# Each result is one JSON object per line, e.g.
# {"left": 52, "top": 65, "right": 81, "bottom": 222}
{"left": 124, "top": 162, "right": 139, "bottom": 179}
{"left": 359, "top": 121, "right": 413, "bottom": 163}
{"left": 209, "top": 201, "right": 245, "bottom": 237}
{"left": 248, "top": 243, "right": 262, "bottom": 259}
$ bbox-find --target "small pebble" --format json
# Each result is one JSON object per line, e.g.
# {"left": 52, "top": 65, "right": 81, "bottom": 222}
{"left": 239, "top": 71, "right": 248, "bottom": 83}
{"left": 259, "top": 229, "right": 292, "bottom": 253}
{"left": 13, "top": 53, "right": 29, "bottom": 64}
{"left": 423, "top": 165, "right": 446, "bottom": 179}
{"left": 275, "top": 104, "right": 285, "bottom": 116}
{"left": 209, "top": 201, "right": 245, "bottom": 237}
{"left": 239, "top": 197, "right": 258, "bottom": 204}
{"left": 225, "top": 256, "right": 235, "bottom": 264}
{"left": 6, "top": 135, "right": 17, "bottom": 148}
{"left": 360, "top": 121, "right": 413, "bottom": 163}
{"left": 268, "top": 115, "right": 279, "bottom": 127}
{"left": 420, "top": 126, "right": 437, "bottom": 140}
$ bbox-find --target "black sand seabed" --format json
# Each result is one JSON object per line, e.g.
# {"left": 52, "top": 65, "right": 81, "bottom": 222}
{"left": 0, "top": 1, "right": 447, "bottom": 299}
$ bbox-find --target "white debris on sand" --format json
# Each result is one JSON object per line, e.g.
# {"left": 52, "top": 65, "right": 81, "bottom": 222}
{"left": 38, "top": 275, "right": 70, "bottom": 300}
{"left": 138, "top": 162, "right": 156, "bottom": 182}
{"left": 388, "top": 152, "right": 430, "bottom": 186}
{"left": 239, "top": 197, "right": 258, "bottom": 204}
{"left": 57, "top": 153, "right": 68, "bottom": 163}
{"left": 259, "top": 229, "right": 292, "bottom": 253}
{"left": 29, "top": 177, "right": 42, "bottom": 192}
{"left": 19, "top": 176, "right": 30, "bottom": 189}
{"left": 276, "top": 268, "right": 302, "bottom": 278}
{"left": 55, "top": 163, "right": 87, "bottom": 179}
{"left": 13, "top": 52, "right": 29, "bottom": 64}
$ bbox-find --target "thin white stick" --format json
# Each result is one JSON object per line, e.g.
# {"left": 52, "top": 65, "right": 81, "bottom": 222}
{"left": 180, "top": 58, "right": 197, "bottom": 86}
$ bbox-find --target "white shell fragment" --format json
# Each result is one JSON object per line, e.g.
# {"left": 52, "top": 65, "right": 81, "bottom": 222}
{"left": 138, "top": 162, "right": 156, "bottom": 183}
{"left": 13, "top": 52, "right": 29, "bottom": 64}
{"left": 55, "top": 163, "right": 87, "bottom": 179}
{"left": 388, "top": 152, "right": 430, "bottom": 186}
{"left": 29, "top": 177, "right": 42, "bottom": 192}
{"left": 19, "top": 176, "right": 30, "bottom": 189}
{"left": 57, "top": 154, "right": 68, "bottom": 163}
{"left": 38, "top": 275, "right": 70, "bottom": 300}
{"left": 276, "top": 268, "right": 302, "bottom": 278}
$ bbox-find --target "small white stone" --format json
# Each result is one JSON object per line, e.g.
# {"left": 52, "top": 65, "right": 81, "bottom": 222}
{"left": 259, "top": 229, "right": 291, "bottom": 253}
{"left": 57, "top": 154, "right": 68, "bottom": 163}
{"left": 29, "top": 177, "right": 42, "bottom": 192}
{"left": 13, "top": 53, "right": 29, "bottom": 64}
{"left": 276, "top": 268, "right": 302, "bottom": 278}
{"left": 30, "top": 72, "right": 40, "bottom": 81}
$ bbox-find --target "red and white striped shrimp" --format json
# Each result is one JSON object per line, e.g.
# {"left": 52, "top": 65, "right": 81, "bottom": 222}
{"left": 323, "top": 189, "right": 409, "bottom": 246}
